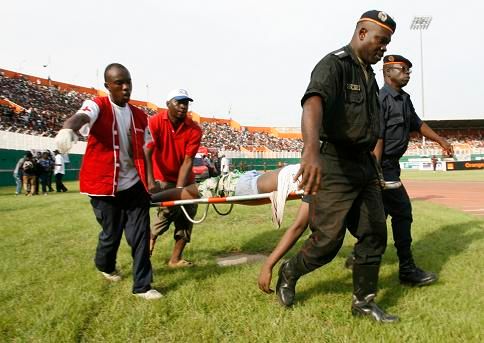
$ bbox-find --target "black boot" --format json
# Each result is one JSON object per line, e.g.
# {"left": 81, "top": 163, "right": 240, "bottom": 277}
{"left": 351, "top": 264, "right": 399, "bottom": 323}
{"left": 275, "top": 257, "right": 308, "bottom": 307}
{"left": 399, "top": 254, "right": 438, "bottom": 287}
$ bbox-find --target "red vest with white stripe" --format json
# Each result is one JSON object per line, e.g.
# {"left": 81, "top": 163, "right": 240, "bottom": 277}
{"left": 79, "top": 96, "right": 148, "bottom": 196}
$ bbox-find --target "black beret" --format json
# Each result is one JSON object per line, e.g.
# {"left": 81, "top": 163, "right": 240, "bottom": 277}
{"left": 383, "top": 55, "right": 412, "bottom": 68}
{"left": 358, "top": 10, "right": 396, "bottom": 34}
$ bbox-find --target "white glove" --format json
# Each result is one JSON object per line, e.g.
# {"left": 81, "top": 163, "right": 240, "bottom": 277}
{"left": 55, "top": 128, "right": 78, "bottom": 153}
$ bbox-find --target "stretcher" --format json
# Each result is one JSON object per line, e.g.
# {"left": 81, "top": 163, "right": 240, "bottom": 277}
{"left": 150, "top": 181, "right": 402, "bottom": 225}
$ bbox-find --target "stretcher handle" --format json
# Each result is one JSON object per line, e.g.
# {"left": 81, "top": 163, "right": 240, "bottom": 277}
{"left": 180, "top": 204, "right": 210, "bottom": 224}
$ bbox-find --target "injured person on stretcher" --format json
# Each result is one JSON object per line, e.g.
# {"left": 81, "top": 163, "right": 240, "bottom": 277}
{"left": 150, "top": 163, "right": 303, "bottom": 229}
{"left": 150, "top": 163, "right": 309, "bottom": 291}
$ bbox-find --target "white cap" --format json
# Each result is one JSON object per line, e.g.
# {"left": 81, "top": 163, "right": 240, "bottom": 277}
{"left": 166, "top": 88, "right": 193, "bottom": 102}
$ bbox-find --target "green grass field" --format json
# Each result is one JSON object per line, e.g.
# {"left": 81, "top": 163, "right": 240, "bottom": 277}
{"left": 401, "top": 169, "right": 484, "bottom": 181}
{"left": 1, "top": 172, "right": 483, "bottom": 342}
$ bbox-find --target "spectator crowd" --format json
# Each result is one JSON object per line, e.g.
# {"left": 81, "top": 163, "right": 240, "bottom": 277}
{"left": 200, "top": 122, "right": 303, "bottom": 152}
{"left": 407, "top": 135, "right": 484, "bottom": 152}
{"left": 1, "top": 71, "right": 483, "bottom": 152}
{"left": 0, "top": 72, "right": 157, "bottom": 137}
{"left": 0, "top": 72, "right": 90, "bottom": 136}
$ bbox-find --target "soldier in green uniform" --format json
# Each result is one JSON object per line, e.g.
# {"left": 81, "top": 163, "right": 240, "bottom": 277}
{"left": 275, "top": 10, "right": 399, "bottom": 323}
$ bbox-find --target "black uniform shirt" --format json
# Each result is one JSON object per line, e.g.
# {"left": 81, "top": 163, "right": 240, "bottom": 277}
{"left": 379, "top": 83, "right": 423, "bottom": 158}
{"left": 301, "top": 45, "right": 382, "bottom": 151}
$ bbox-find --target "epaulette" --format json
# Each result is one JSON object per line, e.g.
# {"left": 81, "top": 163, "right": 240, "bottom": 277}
{"left": 332, "top": 49, "right": 349, "bottom": 59}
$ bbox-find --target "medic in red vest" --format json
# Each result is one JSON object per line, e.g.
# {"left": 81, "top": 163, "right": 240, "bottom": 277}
{"left": 54, "top": 63, "right": 162, "bottom": 300}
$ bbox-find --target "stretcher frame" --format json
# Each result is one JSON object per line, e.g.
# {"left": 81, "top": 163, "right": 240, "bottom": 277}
{"left": 150, "top": 181, "right": 402, "bottom": 225}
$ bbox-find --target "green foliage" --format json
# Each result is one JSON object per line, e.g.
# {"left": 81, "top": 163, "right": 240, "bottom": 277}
{"left": 1, "top": 181, "right": 483, "bottom": 342}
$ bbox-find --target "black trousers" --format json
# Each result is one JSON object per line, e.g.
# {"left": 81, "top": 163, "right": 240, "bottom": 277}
{"left": 39, "top": 172, "right": 49, "bottom": 193}
{"left": 381, "top": 159, "right": 413, "bottom": 257}
{"left": 55, "top": 173, "right": 67, "bottom": 192}
{"left": 299, "top": 144, "right": 387, "bottom": 271}
{"left": 47, "top": 171, "right": 53, "bottom": 191}
{"left": 90, "top": 182, "right": 153, "bottom": 293}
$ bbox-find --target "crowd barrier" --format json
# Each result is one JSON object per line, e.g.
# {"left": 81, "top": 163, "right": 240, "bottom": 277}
{"left": 0, "top": 131, "right": 482, "bottom": 186}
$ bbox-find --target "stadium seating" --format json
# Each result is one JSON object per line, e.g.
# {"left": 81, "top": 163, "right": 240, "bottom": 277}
{"left": 1, "top": 69, "right": 482, "bottom": 153}
{"left": 200, "top": 122, "right": 303, "bottom": 152}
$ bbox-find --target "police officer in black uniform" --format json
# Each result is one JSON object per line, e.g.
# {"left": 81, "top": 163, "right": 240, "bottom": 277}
{"left": 376, "top": 54, "right": 453, "bottom": 285}
{"left": 275, "top": 10, "right": 399, "bottom": 323}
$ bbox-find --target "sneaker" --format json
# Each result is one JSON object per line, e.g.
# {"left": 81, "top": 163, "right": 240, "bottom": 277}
{"left": 134, "top": 289, "right": 163, "bottom": 300}
{"left": 101, "top": 270, "right": 122, "bottom": 282}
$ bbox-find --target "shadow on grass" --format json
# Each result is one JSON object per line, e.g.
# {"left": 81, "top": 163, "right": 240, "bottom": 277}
{"left": 377, "top": 219, "right": 484, "bottom": 309}
{"left": 299, "top": 220, "right": 483, "bottom": 308}
{"left": 73, "top": 282, "right": 118, "bottom": 342}
{"left": 150, "top": 220, "right": 311, "bottom": 294}
{"left": 152, "top": 259, "right": 237, "bottom": 295}
{"left": 236, "top": 219, "right": 483, "bottom": 310}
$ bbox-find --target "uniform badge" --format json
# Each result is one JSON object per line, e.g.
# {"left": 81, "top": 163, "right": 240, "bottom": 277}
{"left": 346, "top": 84, "right": 361, "bottom": 91}
{"left": 388, "top": 55, "right": 395, "bottom": 62}
{"left": 378, "top": 11, "right": 388, "bottom": 22}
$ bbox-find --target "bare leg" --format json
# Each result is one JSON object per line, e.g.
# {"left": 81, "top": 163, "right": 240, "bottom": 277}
{"left": 256, "top": 168, "right": 281, "bottom": 193}
{"left": 169, "top": 239, "right": 188, "bottom": 264}
{"left": 149, "top": 232, "right": 157, "bottom": 256}
{"left": 151, "top": 183, "right": 199, "bottom": 202}
{"left": 258, "top": 202, "right": 309, "bottom": 293}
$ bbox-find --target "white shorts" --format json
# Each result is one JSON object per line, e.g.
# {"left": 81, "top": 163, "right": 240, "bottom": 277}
{"left": 235, "top": 170, "right": 261, "bottom": 196}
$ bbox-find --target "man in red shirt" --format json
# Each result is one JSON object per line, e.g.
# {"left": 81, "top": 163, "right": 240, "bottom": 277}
{"left": 145, "top": 89, "right": 202, "bottom": 267}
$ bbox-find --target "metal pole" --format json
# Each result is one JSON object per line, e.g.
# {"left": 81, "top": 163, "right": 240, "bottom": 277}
{"left": 420, "top": 28, "right": 426, "bottom": 148}
{"left": 411, "top": 16, "right": 432, "bottom": 150}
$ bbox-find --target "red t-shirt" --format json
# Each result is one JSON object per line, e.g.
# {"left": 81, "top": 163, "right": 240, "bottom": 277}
{"left": 147, "top": 109, "right": 202, "bottom": 183}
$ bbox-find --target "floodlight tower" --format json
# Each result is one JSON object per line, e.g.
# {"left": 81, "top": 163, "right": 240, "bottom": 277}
{"left": 410, "top": 16, "right": 432, "bottom": 147}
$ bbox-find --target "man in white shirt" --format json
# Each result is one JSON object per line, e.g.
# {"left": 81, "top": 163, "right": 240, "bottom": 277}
{"left": 53, "top": 150, "right": 67, "bottom": 192}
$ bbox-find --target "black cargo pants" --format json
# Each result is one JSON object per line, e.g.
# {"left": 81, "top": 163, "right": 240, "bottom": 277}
{"left": 299, "top": 143, "right": 388, "bottom": 271}
{"left": 381, "top": 158, "right": 413, "bottom": 257}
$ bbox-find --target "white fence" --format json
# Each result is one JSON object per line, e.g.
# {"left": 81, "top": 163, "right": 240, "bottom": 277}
{"left": 220, "top": 150, "right": 301, "bottom": 159}
{"left": 1, "top": 131, "right": 483, "bottom": 160}
{"left": 0, "top": 131, "right": 86, "bottom": 154}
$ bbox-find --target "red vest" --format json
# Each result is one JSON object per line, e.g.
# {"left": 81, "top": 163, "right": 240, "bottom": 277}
{"left": 79, "top": 96, "right": 148, "bottom": 196}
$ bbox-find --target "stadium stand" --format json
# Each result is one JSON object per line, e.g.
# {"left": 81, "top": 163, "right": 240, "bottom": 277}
{"left": 0, "top": 69, "right": 304, "bottom": 152}
{"left": 1, "top": 67, "right": 483, "bottom": 156}
{"left": 199, "top": 122, "right": 303, "bottom": 152}
{"left": 0, "top": 71, "right": 91, "bottom": 137}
